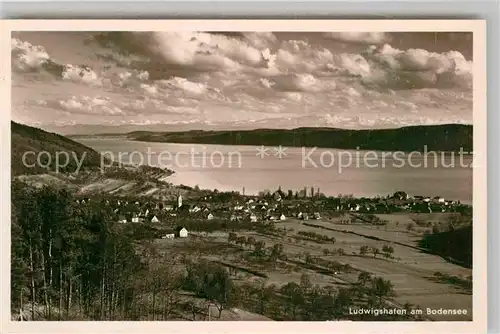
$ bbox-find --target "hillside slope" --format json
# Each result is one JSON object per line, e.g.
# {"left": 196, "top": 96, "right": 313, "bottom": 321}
{"left": 11, "top": 121, "right": 104, "bottom": 176}
{"left": 125, "top": 124, "right": 472, "bottom": 152}
{"left": 11, "top": 122, "right": 182, "bottom": 198}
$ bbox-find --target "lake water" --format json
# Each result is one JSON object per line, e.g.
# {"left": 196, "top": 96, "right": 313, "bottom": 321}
{"left": 78, "top": 139, "right": 473, "bottom": 204}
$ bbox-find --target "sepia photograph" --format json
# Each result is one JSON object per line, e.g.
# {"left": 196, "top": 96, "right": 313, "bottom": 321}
{"left": 2, "top": 20, "right": 487, "bottom": 331}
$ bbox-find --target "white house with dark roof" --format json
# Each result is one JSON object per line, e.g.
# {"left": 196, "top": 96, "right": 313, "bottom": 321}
{"left": 176, "top": 227, "right": 189, "bottom": 238}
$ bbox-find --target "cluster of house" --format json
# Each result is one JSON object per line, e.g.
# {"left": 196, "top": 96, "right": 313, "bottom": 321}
{"left": 74, "top": 190, "right": 467, "bottom": 232}
{"left": 74, "top": 195, "right": 183, "bottom": 225}
{"left": 75, "top": 193, "right": 306, "bottom": 227}
{"left": 390, "top": 192, "right": 463, "bottom": 213}
{"left": 320, "top": 192, "right": 464, "bottom": 214}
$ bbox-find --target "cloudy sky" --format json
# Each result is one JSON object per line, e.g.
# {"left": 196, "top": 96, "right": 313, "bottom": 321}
{"left": 11, "top": 31, "right": 473, "bottom": 134}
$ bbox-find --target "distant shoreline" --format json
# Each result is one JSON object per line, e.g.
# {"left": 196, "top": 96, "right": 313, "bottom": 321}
{"left": 71, "top": 123, "right": 473, "bottom": 154}
{"left": 75, "top": 138, "right": 475, "bottom": 156}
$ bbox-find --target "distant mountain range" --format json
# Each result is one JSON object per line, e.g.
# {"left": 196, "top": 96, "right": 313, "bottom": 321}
{"left": 11, "top": 121, "right": 104, "bottom": 176}
{"left": 73, "top": 124, "right": 473, "bottom": 152}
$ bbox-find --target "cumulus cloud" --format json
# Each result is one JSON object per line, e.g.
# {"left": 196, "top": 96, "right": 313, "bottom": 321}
{"left": 157, "top": 76, "right": 207, "bottom": 96}
{"left": 259, "top": 38, "right": 472, "bottom": 92}
{"left": 11, "top": 38, "right": 51, "bottom": 72}
{"left": 267, "top": 74, "right": 336, "bottom": 93}
{"left": 39, "top": 94, "right": 198, "bottom": 118}
{"left": 242, "top": 32, "right": 277, "bottom": 49}
{"left": 324, "top": 32, "right": 391, "bottom": 44}
{"left": 61, "top": 65, "right": 101, "bottom": 86}
{"left": 139, "top": 83, "right": 158, "bottom": 96}
{"left": 345, "top": 87, "right": 362, "bottom": 97}
{"left": 11, "top": 37, "right": 102, "bottom": 86}
{"left": 336, "top": 53, "right": 372, "bottom": 77}
{"left": 258, "top": 40, "right": 335, "bottom": 76}
{"left": 259, "top": 78, "right": 274, "bottom": 89}
{"left": 103, "top": 69, "right": 150, "bottom": 89}
{"left": 57, "top": 96, "right": 125, "bottom": 115}
{"left": 146, "top": 32, "right": 271, "bottom": 73}
{"left": 362, "top": 44, "right": 472, "bottom": 90}
{"left": 284, "top": 92, "right": 302, "bottom": 102}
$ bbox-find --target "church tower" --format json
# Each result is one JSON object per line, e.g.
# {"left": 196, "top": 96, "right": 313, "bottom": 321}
{"left": 178, "top": 193, "right": 183, "bottom": 208}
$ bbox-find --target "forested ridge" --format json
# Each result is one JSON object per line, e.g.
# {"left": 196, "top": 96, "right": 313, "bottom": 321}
{"left": 125, "top": 124, "right": 473, "bottom": 152}
{"left": 11, "top": 121, "right": 104, "bottom": 176}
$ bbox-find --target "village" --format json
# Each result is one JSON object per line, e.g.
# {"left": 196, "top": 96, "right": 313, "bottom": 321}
{"left": 74, "top": 187, "right": 471, "bottom": 241}
{"left": 65, "top": 186, "right": 474, "bottom": 321}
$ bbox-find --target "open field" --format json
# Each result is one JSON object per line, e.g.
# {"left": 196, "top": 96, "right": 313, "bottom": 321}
{"left": 149, "top": 212, "right": 472, "bottom": 321}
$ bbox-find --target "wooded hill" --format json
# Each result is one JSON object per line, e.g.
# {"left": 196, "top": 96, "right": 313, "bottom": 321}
{"left": 11, "top": 121, "right": 104, "bottom": 176}
{"left": 124, "top": 124, "right": 472, "bottom": 152}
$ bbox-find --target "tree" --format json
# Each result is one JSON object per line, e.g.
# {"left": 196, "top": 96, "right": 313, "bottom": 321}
{"left": 154, "top": 267, "right": 182, "bottom": 320}
{"left": 280, "top": 282, "right": 304, "bottom": 319}
{"left": 333, "top": 288, "right": 352, "bottom": 317}
{"left": 406, "top": 223, "right": 414, "bottom": 232}
{"left": 270, "top": 243, "right": 283, "bottom": 262}
{"left": 337, "top": 248, "right": 345, "bottom": 256}
{"left": 236, "top": 236, "right": 247, "bottom": 248}
{"left": 360, "top": 245, "right": 369, "bottom": 256}
{"left": 370, "top": 277, "right": 395, "bottom": 304}
{"left": 372, "top": 247, "right": 380, "bottom": 258}
{"left": 304, "top": 252, "right": 313, "bottom": 264}
{"left": 300, "top": 274, "right": 312, "bottom": 292}
{"left": 208, "top": 267, "right": 233, "bottom": 318}
{"left": 246, "top": 236, "right": 256, "bottom": 250}
{"left": 183, "top": 261, "right": 233, "bottom": 318}
{"left": 257, "top": 283, "right": 276, "bottom": 315}
{"left": 228, "top": 232, "right": 237, "bottom": 244}
{"left": 382, "top": 245, "right": 394, "bottom": 258}
{"left": 254, "top": 241, "right": 266, "bottom": 257}
{"left": 357, "top": 272, "right": 372, "bottom": 287}
{"left": 392, "top": 191, "right": 408, "bottom": 200}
